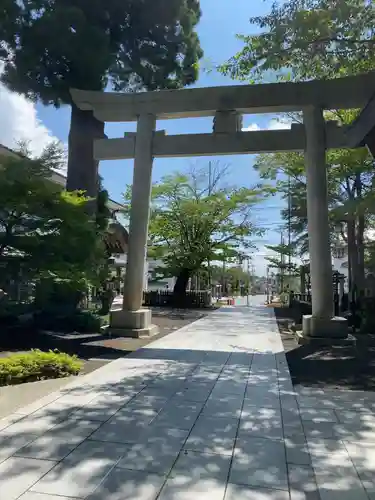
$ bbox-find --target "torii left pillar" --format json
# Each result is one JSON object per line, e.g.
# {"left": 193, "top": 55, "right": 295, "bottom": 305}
{"left": 110, "top": 113, "right": 158, "bottom": 337}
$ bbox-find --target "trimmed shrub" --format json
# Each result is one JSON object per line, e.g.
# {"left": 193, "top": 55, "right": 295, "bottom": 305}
{"left": 34, "top": 278, "right": 86, "bottom": 313}
{"left": 0, "top": 302, "right": 35, "bottom": 326}
{"left": 0, "top": 349, "right": 82, "bottom": 386}
{"left": 34, "top": 310, "right": 103, "bottom": 333}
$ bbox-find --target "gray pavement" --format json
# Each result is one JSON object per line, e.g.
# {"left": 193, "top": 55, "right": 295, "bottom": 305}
{"left": 0, "top": 377, "right": 76, "bottom": 419}
{"left": 0, "top": 297, "right": 375, "bottom": 499}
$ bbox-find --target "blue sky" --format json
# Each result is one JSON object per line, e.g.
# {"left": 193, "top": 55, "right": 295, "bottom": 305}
{"left": 33, "top": 0, "right": 286, "bottom": 275}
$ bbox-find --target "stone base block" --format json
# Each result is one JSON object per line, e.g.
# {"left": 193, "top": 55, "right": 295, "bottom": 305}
{"left": 300, "top": 314, "right": 349, "bottom": 345}
{"left": 295, "top": 330, "right": 356, "bottom": 346}
{"left": 302, "top": 314, "right": 348, "bottom": 338}
{"left": 109, "top": 309, "right": 159, "bottom": 338}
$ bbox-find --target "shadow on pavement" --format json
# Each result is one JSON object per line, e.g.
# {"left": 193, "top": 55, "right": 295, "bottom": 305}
{"left": 0, "top": 346, "right": 374, "bottom": 499}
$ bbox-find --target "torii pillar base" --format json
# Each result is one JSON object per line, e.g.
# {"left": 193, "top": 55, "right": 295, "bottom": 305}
{"left": 298, "top": 315, "right": 352, "bottom": 346}
{"left": 109, "top": 309, "right": 159, "bottom": 338}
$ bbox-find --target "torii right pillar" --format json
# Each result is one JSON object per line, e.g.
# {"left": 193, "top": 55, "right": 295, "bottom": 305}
{"left": 301, "top": 106, "right": 348, "bottom": 342}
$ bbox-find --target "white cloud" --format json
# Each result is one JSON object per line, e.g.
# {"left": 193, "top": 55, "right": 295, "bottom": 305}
{"left": 0, "top": 64, "right": 58, "bottom": 157}
{"left": 242, "top": 118, "right": 292, "bottom": 132}
{"left": 242, "top": 123, "right": 261, "bottom": 132}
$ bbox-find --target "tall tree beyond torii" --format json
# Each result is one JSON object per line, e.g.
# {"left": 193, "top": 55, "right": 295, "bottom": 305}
{"left": 219, "top": 0, "right": 375, "bottom": 296}
{"left": 0, "top": 0, "right": 203, "bottom": 199}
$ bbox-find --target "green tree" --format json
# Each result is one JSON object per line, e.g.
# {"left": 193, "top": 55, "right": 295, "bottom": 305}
{"left": 220, "top": 0, "right": 375, "bottom": 82}
{"left": 220, "top": 0, "right": 375, "bottom": 295}
{"left": 0, "top": 0, "right": 203, "bottom": 199}
{"left": 0, "top": 144, "right": 106, "bottom": 290}
{"left": 254, "top": 112, "right": 375, "bottom": 293}
{"left": 212, "top": 265, "right": 252, "bottom": 294}
{"left": 124, "top": 164, "right": 267, "bottom": 298}
{"left": 265, "top": 243, "right": 297, "bottom": 272}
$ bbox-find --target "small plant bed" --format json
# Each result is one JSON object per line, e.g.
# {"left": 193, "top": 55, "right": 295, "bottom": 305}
{"left": 0, "top": 349, "right": 82, "bottom": 386}
{"left": 0, "top": 308, "right": 206, "bottom": 380}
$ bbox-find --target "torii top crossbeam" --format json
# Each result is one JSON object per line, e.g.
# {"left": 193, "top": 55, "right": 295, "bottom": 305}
{"left": 71, "top": 73, "right": 375, "bottom": 122}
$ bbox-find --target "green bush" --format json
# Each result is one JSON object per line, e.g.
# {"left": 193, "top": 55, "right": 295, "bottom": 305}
{"left": 34, "top": 310, "right": 103, "bottom": 333}
{"left": 0, "top": 349, "right": 83, "bottom": 386}
{"left": 0, "top": 302, "right": 35, "bottom": 326}
{"left": 34, "top": 278, "right": 86, "bottom": 313}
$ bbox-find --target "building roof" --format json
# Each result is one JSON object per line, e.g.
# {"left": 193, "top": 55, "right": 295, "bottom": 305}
{"left": 104, "top": 221, "right": 129, "bottom": 254}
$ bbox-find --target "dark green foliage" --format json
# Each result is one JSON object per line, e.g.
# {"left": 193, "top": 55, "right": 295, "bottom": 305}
{"left": 0, "top": 0, "right": 203, "bottom": 199}
{"left": 34, "top": 278, "right": 87, "bottom": 313}
{"left": 0, "top": 146, "right": 107, "bottom": 283}
{"left": 0, "top": 0, "right": 203, "bottom": 105}
{"left": 33, "top": 310, "right": 103, "bottom": 333}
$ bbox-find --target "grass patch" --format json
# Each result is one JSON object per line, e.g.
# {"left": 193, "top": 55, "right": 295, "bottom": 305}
{"left": 0, "top": 349, "right": 83, "bottom": 386}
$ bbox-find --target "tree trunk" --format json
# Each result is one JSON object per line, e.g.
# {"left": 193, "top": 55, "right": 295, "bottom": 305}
{"left": 347, "top": 219, "right": 358, "bottom": 300}
{"left": 300, "top": 265, "right": 306, "bottom": 294}
{"left": 173, "top": 268, "right": 191, "bottom": 306}
{"left": 355, "top": 174, "right": 365, "bottom": 296}
{"left": 67, "top": 102, "right": 105, "bottom": 206}
{"left": 357, "top": 214, "right": 366, "bottom": 294}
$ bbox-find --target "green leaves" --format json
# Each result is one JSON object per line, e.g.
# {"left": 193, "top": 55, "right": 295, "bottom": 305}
{"left": 219, "top": 0, "right": 375, "bottom": 82}
{"left": 123, "top": 163, "right": 268, "bottom": 279}
{"left": 0, "top": 146, "right": 107, "bottom": 284}
{"left": 1, "top": 0, "right": 203, "bottom": 106}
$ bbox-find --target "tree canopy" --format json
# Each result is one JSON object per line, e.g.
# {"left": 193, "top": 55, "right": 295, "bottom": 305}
{"left": 0, "top": 0, "right": 202, "bottom": 103}
{"left": 0, "top": 144, "right": 106, "bottom": 286}
{"left": 220, "top": 0, "right": 375, "bottom": 82}
{"left": 0, "top": 0, "right": 203, "bottom": 197}
{"left": 220, "top": 0, "right": 375, "bottom": 296}
{"left": 123, "top": 163, "right": 268, "bottom": 296}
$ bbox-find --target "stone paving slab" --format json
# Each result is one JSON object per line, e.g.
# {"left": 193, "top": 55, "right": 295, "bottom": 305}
{"left": 1, "top": 296, "right": 375, "bottom": 498}
{"left": 0, "top": 377, "right": 76, "bottom": 419}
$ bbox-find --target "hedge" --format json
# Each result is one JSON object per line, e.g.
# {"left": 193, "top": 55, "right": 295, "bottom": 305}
{"left": 33, "top": 310, "right": 104, "bottom": 333}
{"left": 0, "top": 349, "right": 83, "bottom": 386}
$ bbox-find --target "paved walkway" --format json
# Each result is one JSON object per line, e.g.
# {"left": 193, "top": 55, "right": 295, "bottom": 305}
{"left": 1, "top": 298, "right": 375, "bottom": 499}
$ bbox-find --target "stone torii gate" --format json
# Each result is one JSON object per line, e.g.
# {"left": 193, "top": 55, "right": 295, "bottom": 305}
{"left": 71, "top": 73, "right": 375, "bottom": 341}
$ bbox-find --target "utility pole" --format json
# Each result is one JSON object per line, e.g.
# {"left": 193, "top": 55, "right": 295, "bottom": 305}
{"left": 207, "top": 161, "right": 212, "bottom": 291}
{"left": 246, "top": 257, "right": 250, "bottom": 307}
{"left": 288, "top": 175, "right": 292, "bottom": 272}
{"left": 280, "top": 231, "right": 285, "bottom": 294}
{"left": 222, "top": 257, "right": 226, "bottom": 297}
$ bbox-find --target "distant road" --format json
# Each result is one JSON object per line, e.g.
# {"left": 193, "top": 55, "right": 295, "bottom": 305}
{"left": 235, "top": 295, "right": 267, "bottom": 307}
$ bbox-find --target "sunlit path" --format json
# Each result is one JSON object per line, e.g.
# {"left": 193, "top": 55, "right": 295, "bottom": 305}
{"left": 0, "top": 304, "right": 374, "bottom": 499}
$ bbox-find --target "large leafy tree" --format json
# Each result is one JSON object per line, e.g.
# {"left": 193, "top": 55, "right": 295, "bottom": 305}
{"left": 220, "top": 0, "right": 375, "bottom": 294}
{"left": 124, "top": 164, "right": 267, "bottom": 297}
{"left": 0, "top": 0, "right": 203, "bottom": 199}
{"left": 0, "top": 144, "right": 106, "bottom": 288}
{"left": 254, "top": 125, "right": 375, "bottom": 292}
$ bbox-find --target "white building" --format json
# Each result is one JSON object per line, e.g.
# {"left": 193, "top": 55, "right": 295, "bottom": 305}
{"left": 332, "top": 244, "right": 349, "bottom": 286}
{"left": 331, "top": 229, "right": 375, "bottom": 291}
